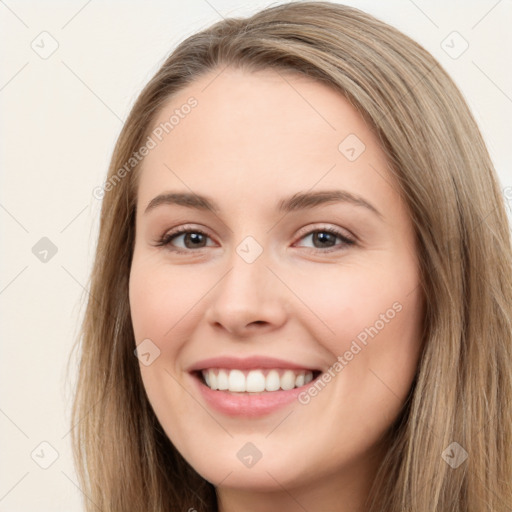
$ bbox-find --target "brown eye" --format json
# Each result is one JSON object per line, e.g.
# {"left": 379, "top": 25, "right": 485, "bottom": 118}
{"left": 157, "top": 228, "right": 214, "bottom": 253}
{"left": 295, "top": 227, "right": 355, "bottom": 252}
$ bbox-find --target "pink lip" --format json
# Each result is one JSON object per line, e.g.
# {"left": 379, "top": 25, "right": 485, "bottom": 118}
{"left": 186, "top": 356, "right": 321, "bottom": 418}
{"left": 190, "top": 373, "right": 315, "bottom": 417}
{"left": 187, "top": 355, "right": 319, "bottom": 372}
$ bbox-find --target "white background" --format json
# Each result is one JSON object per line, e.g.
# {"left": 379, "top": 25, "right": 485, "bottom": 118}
{"left": 1, "top": 0, "right": 511, "bottom": 510}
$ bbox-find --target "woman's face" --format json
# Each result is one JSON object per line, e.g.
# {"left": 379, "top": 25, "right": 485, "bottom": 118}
{"left": 129, "top": 67, "right": 424, "bottom": 498}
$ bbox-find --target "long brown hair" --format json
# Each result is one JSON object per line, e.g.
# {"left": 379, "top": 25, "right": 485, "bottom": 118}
{"left": 69, "top": 2, "right": 512, "bottom": 510}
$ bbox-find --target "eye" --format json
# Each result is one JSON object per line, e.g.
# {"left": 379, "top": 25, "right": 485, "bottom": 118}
{"left": 155, "top": 226, "right": 215, "bottom": 254}
{"left": 294, "top": 226, "right": 355, "bottom": 252}
{"left": 155, "top": 224, "right": 356, "bottom": 254}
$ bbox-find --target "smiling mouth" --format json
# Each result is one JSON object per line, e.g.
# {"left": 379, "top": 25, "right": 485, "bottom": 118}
{"left": 196, "top": 368, "right": 322, "bottom": 393}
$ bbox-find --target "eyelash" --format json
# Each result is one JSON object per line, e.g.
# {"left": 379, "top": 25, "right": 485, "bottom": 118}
{"left": 155, "top": 224, "right": 356, "bottom": 255}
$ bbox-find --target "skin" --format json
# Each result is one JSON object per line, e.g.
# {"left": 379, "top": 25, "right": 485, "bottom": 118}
{"left": 129, "top": 66, "right": 425, "bottom": 512}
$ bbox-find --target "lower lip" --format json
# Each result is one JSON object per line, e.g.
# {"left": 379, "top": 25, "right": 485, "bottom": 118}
{"left": 191, "top": 373, "right": 315, "bottom": 417}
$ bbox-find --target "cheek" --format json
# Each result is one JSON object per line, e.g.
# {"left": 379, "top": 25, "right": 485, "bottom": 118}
{"left": 129, "top": 257, "right": 208, "bottom": 344}
{"left": 295, "top": 255, "right": 423, "bottom": 399}
{"left": 291, "top": 256, "right": 420, "bottom": 345}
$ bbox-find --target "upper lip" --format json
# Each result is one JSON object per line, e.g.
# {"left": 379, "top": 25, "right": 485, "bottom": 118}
{"left": 187, "top": 356, "right": 320, "bottom": 372}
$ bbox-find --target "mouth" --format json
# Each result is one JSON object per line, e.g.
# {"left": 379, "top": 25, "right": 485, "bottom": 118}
{"left": 187, "top": 356, "right": 324, "bottom": 416}
{"left": 195, "top": 368, "right": 322, "bottom": 393}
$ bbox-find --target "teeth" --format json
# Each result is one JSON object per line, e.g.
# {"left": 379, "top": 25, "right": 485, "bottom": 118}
{"left": 209, "top": 371, "right": 218, "bottom": 390}
{"left": 228, "top": 369, "right": 245, "bottom": 392}
{"left": 281, "top": 370, "right": 296, "bottom": 390}
{"left": 217, "top": 369, "right": 229, "bottom": 390}
{"left": 247, "top": 370, "right": 266, "bottom": 392}
{"left": 266, "top": 370, "right": 280, "bottom": 391}
{"left": 201, "top": 368, "right": 315, "bottom": 392}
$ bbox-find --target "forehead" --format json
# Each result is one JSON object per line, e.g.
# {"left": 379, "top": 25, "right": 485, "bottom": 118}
{"left": 136, "top": 66, "right": 397, "bottom": 214}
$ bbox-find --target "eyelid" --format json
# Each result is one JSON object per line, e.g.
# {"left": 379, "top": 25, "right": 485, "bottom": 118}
{"left": 293, "top": 223, "right": 356, "bottom": 244}
{"left": 156, "top": 222, "right": 356, "bottom": 253}
{"left": 158, "top": 224, "right": 216, "bottom": 248}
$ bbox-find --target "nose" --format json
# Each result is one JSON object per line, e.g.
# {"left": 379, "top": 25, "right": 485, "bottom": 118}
{"left": 204, "top": 244, "right": 288, "bottom": 339}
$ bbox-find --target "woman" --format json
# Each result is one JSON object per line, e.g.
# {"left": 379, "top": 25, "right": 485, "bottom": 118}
{"left": 70, "top": 2, "right": 512, "bottom": 511}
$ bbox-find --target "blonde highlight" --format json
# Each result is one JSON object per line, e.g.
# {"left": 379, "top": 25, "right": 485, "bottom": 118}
{"left": 70, "top": 2, "right": 512, "bottom": 510}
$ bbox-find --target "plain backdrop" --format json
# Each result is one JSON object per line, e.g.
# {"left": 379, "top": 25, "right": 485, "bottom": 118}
{"left": 1, "top": 0, "right": 511, "bottom": 510}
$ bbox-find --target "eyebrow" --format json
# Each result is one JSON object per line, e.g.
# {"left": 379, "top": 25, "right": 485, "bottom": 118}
{"left": 144, "top": 190, "right": 382, "bottom": 218}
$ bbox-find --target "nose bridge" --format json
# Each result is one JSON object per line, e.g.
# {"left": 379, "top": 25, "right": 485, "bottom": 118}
{"left": 204, "top": 233, "right": 287, "bottom": 334}
{"left": 220, "top": 234, "right": 272, "bottom": 308}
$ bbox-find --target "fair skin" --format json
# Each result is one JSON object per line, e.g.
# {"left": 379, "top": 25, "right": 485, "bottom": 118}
{"left": 129, "top": 66, "right": 424, "bottom": 512}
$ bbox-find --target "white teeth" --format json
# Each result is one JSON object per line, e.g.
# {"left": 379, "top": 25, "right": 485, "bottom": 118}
{"left": 209, "top": 371, "right": 218, "bottom": 390}
{"left": 265, "top": 370, "right": 281, "bottom": 391}
{"left": 228, "top": 369, "right": 245, "bottom": 392}
{"left": 281, "top": 370, "right": 296, "bottom": 390}
{"left": 217, "top": 369, "right": 229, "bottom": 391}
{"left": 246, "top": 370, "right": 266, "bottom": 392}
{"left": 201, "top": 368, "right": 315, "bottom": 392}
